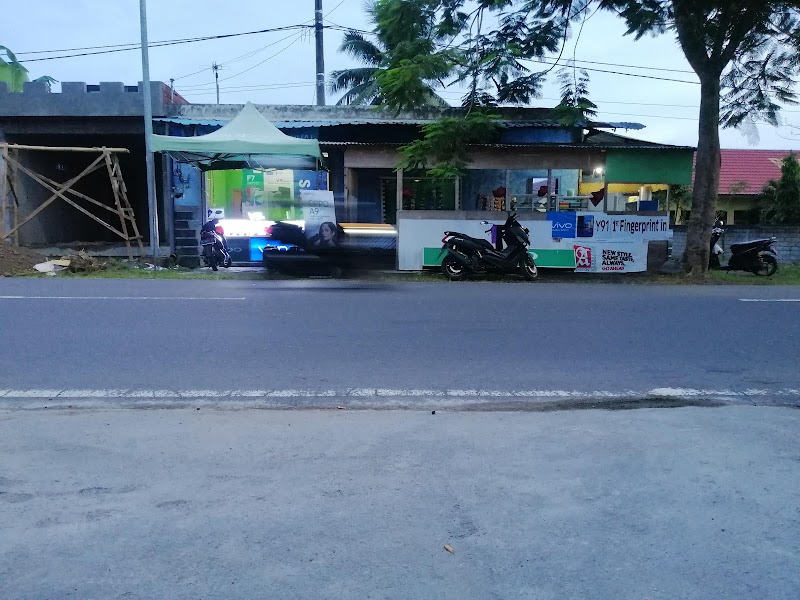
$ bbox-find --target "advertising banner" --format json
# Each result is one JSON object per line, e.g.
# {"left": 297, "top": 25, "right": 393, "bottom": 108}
{"left": 548, "top": 213, "right": 597, "bottom": 239}
{"left": 301, "top": 190, "right": 338, "bottom": 247}
{"left": 573, "top": 241, "right": 649, "bottom": 273}
{"left": 548, "top": 212, "right": 576, "bottom": 238}
{"left": 578, "top": 213, "right": 670, "bottom": 242}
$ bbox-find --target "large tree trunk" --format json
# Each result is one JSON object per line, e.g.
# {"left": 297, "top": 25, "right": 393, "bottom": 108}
{"left": 685, "top": 75, "right": 722, "bottom": 277}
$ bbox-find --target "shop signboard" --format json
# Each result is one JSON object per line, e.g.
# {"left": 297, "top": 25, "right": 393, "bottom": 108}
{"left": 301, "top": 190, "right": 338, "bottom": 246}
{"left": 573, "top": 241, "right": 649, "bottom": 273}
{"left": 548, "top": 213, "right": 597, "bottom": 239}
{"left": 548, "top": 212, "right": 576, "bottom": 238}
{"left": 578, "top": 213, "right": 669, "bottom": 242}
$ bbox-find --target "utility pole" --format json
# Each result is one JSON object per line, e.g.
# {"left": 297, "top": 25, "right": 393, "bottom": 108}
{"left": 139, "top": 0, "right": 160, "bottom": 259}
{"left": 315, "top": 0, "right": 325, "bottom": 106}
{"left": 169, "top": 78, "right": 175, "bottom": 103}
{"left": 212, "top": 62, "right": 220, "bottom": 104}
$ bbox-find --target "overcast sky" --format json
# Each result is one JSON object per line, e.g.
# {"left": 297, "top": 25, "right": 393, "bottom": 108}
{"left": 5, "top": 0, "right": 800, "bottom": 150}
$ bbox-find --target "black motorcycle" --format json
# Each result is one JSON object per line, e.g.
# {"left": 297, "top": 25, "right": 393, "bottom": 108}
{"left": 439, "top": 212, "right": 538, "bottom": 281}
{"left": 709, "top": 221, "right": 778, "bottom": 276}
{"left": 200, "top": 219, "right": 232, "bottom": 271}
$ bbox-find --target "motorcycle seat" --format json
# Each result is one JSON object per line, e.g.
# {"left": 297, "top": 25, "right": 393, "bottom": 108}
{"left": 730, "top": 239, "right": 774, "bottom": 254}
{"left": 444, "top": 231, "right": 494, "bottom": 250}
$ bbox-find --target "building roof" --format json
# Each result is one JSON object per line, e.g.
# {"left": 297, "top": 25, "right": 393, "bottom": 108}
{"left": 582, "top": 130, "right": 694, "bottom": 150}
{"left": 166, "top": 104, "right": 645, "bottom": 131}
{"left": 718, "top": 149, "right": 797, "bottom": 195}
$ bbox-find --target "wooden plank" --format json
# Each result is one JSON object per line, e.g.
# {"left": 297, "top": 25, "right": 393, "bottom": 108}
{"left": 0, "top": 143, "right": 130, "bottom": 154}
{"left": 1, "top": 154, "right": 106, "bottom": 240}
{"left": 112, "top": 154, "right": 145, "bottom": 252}
{"left": 32, "top": 170, "right": 120, "bottom": 216}
{"left": 59, "top": 195, "right": 127, "bottom": 239}
{"left": 16, "top": 160, "right": 128, "bottom": 239}
{"left": 10, "top": 149, "right": 19, "bottom": 246}
{"left": 105, "top": 150, "right": 133, "bottom": 259}
{"left": 0, "top": 145, "right": 7, "bottom": 242}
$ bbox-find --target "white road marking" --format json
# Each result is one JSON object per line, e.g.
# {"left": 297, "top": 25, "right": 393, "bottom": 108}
{"left": 0, "top": 388, "right": 798, "bottom": 403}
{"left": 0, "top": 296, "right": 246, "bottom": 300}
{"left": 739, "top": 299, "right": 800, "bottom": 302}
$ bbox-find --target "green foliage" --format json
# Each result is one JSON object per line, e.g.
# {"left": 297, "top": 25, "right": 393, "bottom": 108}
{"left": 761, "top": 152, "right": 800, "bottom": 224}
{"left": 329, "top": 1, "right": 452, "bottom": 108}
{"left": 398, "top": 112, "right": 501, "bottom": 179}
{"left": 552, "top": 66, "right": 597, "bottom": 126}
{"left": 368, "top": 1, "right": 800, "bottom": 131}
{"left": 0, "top": 45, "right": 55, "bottom": 92}
{"left": 0, "top": 45, "right": 30, "bottom": 92}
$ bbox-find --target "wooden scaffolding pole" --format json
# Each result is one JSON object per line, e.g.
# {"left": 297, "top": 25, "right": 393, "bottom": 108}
{"left": 0, "top": 144, "right": 7, "bottom": 243}
{"left": 10, "top": 148, "right": 19, "bottom": 246}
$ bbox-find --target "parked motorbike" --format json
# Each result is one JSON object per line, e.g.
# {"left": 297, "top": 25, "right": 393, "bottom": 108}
{"left": 709, "top": 220, "right": 778, "bottom": 276}
{"left": 439, "top": 212, "right": 538, "bottom": 281}
{"left": 200, "top": 218, "right": 232, "bottom": 271}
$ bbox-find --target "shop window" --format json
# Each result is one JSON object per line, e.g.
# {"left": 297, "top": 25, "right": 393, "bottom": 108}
{"left": 381, "top": 177, "right": 456, "bottom": 224}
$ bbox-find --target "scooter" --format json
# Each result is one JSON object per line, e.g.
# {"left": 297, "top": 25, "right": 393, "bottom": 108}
{"left": 439, "top": 212, "right": 538, "bottom": 281}
{"left": 200, "top": 219, "right": 232, "bottom": 271}
{"left": 709, "top": 220, "right": 778, "bottom": 276}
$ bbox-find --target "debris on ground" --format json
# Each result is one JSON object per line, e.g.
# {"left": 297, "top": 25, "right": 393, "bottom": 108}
{"left": 34, "top": 259, "right": 70, "bottom": 275}
{"left": 62, "top": 251, "right": 106, "bottom": 273}
{"left": 0, "top": 243, "right": 47, "bottom": 276}
{"left": 444, "top": 544, "right": 455, "bottom": 554}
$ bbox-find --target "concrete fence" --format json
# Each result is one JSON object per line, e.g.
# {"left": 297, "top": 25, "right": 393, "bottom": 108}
{"left": 672, "top": 225, "right": 800, "bottom": 264}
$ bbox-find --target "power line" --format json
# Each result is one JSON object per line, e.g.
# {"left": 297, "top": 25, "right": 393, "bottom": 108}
{"left": 181, "top": 81, "right": 315, "bottom": 93}
{"left": 185, "top": 83, "right": 317, "bottom": 96}
{"left": 533, "top": 58, "right": 699, "bottom": 84}
{"left": 173, "top": 30, "right": 303, "bottom": 82}
{"left": 18, "top": 25, "right": 311, "bottom": 63}
{"left": 326, "top": 0, "right": 347, "bottom": 17}
{"left": 174, "top": 2, "right": 352, "bottom": 85}
{"left": 177, "top": 32, "right": 307, "bottom": 90}
{"left": 16, "top": 24, "right": 358, "bottom": 63}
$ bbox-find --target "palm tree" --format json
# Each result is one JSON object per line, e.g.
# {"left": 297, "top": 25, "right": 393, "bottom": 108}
{"left": 1, "top": 45, "right": 55, "bottom": 92}
{"left": 328, "top": 5, "right": 450, "bottom": 108}
{"left": 328, "top": 31, "right": 386, "bottom": 106}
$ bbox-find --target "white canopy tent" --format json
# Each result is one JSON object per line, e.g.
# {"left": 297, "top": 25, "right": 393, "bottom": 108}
{"left": 151, "top": 102, "right": 322, "bottom": 170}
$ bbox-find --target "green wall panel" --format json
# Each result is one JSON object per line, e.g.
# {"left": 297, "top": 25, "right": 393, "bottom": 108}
{"left": 605, "top": 150, "right": 694, "bottom": 185}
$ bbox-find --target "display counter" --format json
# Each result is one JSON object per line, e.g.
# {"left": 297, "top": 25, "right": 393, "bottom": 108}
{"left": 218, "top": 218, "right": 397, "bottom": 264}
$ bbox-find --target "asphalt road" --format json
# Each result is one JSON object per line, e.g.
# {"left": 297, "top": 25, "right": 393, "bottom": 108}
{"left": 2, "top": 406, "right": 799, "bottom": 600}
{"left": 0, "top": 278, "right": 799, "bottom": 403}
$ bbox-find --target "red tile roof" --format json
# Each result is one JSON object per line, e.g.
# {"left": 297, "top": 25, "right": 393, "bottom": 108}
{"left": 718, "top": 149, "right": 797, "bottom": 196}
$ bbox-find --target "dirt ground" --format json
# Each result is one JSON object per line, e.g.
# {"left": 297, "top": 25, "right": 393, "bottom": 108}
{"left": 0, "top": 243, "right": 46, "bottom": 276}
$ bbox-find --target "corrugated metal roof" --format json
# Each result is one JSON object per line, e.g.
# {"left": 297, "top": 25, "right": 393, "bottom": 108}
{"left": 154, "top": 117, "right": 226, "bottom": 127}
{"left": 321, "top": 140, "right": 694, "bottom": 150}
{"left": 156, "top": 116, "right": 645, "bottom": 131}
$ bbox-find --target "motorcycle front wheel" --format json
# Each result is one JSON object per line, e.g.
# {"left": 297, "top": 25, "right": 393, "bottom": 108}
{"left": 520, "top": 253, "right": 538, "bottom": 281}
{"left": 754, "top": 254, "right": 778, "bottom": 277}
{"left": 442, "top": 256, "right": 467, "bottom": 281}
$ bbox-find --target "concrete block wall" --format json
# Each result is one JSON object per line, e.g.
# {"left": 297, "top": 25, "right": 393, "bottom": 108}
{"left": 671, "top": 225, "right": 800, "bottom": 263}
{"left": 0, "top": 81, "right": 172, "bottom": 117}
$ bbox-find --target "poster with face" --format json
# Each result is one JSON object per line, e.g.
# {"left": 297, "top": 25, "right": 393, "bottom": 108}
{"left": 300, "top": 190, "right": 338, "bottom": 247}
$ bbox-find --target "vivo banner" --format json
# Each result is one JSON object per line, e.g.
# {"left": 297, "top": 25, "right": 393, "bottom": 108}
{"left": 549, "top": 212, "right": 669, "bottom": 242}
